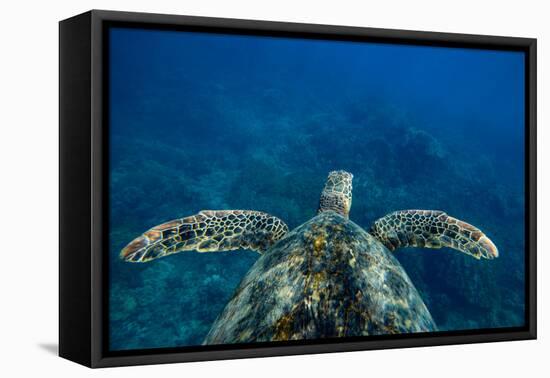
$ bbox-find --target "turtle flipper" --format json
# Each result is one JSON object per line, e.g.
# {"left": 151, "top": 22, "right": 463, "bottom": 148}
{"left": 369, "top": 210, "right": 498, "bottom": 260}
{"left": 120, "top": 210, "right": 289, "bottom": 263}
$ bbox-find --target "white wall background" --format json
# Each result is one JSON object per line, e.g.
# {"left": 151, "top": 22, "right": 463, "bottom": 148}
{"left": 0, "top": 0, "right": 547, "bottom": 376}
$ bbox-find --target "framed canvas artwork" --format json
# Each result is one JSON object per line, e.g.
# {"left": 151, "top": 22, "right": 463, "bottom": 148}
{"left": 59, "top": 10, "right": 536, "bottom": 367}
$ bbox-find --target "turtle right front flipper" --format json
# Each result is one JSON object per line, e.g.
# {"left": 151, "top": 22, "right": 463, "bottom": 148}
{"left": 369, "top": 210, "right": 498, "bottom": 260}
{"left": 120, "top": 210, "right": 289, "bottom": 262}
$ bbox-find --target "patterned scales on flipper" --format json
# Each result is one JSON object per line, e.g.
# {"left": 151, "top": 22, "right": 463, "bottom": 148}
{"left": 120, "top": 210, "right": 289, "bottom": 262}
{"left": 369, "top": 210, "right": 498, "bottom": 260}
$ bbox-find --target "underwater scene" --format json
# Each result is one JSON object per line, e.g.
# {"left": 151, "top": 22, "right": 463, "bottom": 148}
{"left": 108, "top": 27, "right": 525, "bottom": 351}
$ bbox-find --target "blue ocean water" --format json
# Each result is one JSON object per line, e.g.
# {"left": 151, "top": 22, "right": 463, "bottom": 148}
{"left": 108, "top": 27, "right": 525, "bottom": 351}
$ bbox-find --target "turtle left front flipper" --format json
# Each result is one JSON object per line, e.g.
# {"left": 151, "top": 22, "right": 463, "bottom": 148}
{"left": 120, "top": 210, "right": 289, "bottom": 263}
{"left": 369, "top": 210, "right": 498, "bottom": 260}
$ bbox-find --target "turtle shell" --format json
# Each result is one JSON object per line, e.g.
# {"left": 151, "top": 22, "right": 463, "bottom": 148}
{"left": 203, "top": 211, "right": 436, "bottom": 344}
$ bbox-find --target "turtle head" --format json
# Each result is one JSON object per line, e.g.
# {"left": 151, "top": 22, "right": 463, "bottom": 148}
{"left": 318, "top": 170, "right": 353, "bottom": 219}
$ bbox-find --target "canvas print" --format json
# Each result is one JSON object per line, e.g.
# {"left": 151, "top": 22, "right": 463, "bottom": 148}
{"left": 108, "top": 27, "right": 525, "bottom": 351}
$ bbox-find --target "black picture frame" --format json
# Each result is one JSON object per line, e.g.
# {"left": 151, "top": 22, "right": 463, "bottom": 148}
{"left": 59, "top": 9, "right": 537, "bottom": 368}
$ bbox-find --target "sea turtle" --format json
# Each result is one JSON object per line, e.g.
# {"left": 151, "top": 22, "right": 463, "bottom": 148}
{"left": 120, "top": 170, "right": 498, "bottom": 343}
